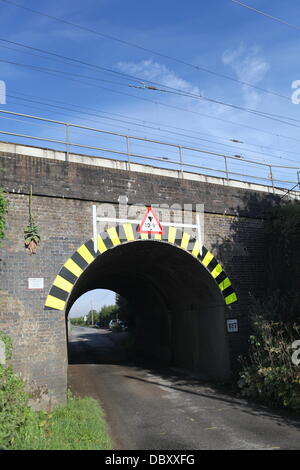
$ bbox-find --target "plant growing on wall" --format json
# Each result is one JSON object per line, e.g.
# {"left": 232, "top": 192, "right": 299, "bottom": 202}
{"left": 0, "top": 187, "right": 8, "bottom": 245}
{"left": 24, "top": 185, "right": 40, "bottom": 254}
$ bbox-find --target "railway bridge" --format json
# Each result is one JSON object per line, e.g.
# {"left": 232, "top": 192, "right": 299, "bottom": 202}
{"left": 0, "top": 140, "right": 292, "bottom": 406}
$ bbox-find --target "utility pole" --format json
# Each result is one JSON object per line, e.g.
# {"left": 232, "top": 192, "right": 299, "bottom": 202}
{"left": 90, "top": 301, "right": 94, "bottom": 326}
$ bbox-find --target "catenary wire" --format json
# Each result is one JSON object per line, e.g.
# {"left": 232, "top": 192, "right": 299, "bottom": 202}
{"left": 230, "top": 0, "right": 300, "bottom": 32}
{"left": 2, "top": 56, "right": 300, "bottom": 144}
{"left": 6, "top": 91, "right": 300, "bottom": 166}
{"left": 0, "top": 0, "right": 291, "bottom": 102}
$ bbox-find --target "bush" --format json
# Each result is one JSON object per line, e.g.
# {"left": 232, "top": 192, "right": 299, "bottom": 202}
{"left": 0, "top": 332, "right": 112, "bottom": 450}
{"left": 0, "top": 366, "right": 33, "bottom": 449}
{"left": 0, "top": 333, "right": 34, "bottom": 449}
{"left": 0, "top": 368, "right": 113, "bottom": 450}
{"left": 238, "top": 297, "right": 300, "bottom": 412}
{"left": 238, "top": 202, "right": 300, "bottom": 413}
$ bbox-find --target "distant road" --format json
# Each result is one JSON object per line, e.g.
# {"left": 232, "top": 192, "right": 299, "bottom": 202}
{"left": 68, "top": 326, "right": 300, "bottom": 450}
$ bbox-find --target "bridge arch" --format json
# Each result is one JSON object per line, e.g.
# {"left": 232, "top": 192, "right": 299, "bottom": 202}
{"left": 45, "top": 224, "right": 237, "bottom": 380}
{"left": 45, "top": 223, "right": 237, "bottom": 312}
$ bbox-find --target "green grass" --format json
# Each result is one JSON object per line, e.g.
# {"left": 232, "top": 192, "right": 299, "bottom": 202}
{"left": 12, "top": 395, "right": 113, "bottom": 450}
{"left": 0, "top": 333, "right": 112, "bottom": 450}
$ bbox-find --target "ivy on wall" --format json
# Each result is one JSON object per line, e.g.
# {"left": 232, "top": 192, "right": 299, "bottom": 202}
{"left": 0, "top": 187, "right": 8, "bottom": 245}
{"left": 0, "top": 331, "right": 12, "bottom": 361}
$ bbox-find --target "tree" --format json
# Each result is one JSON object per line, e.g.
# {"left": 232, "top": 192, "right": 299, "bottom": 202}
{"left": 86, "top": 309, "right": 98, "bottom": 325}
{"left": 98, "top": 305, "right": 119, "bottom": 327}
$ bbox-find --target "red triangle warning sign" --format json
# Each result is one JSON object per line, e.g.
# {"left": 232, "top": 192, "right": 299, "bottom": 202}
{"left": 138, "top": 207, "right": 164, "bottom": 235}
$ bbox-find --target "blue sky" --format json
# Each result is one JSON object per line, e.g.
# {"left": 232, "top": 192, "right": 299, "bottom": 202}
{"left": 0, "top": 0, "right": 300, "bottom": 315}
{"left": 69, "top": 289, "right": 116, "bottom": 318}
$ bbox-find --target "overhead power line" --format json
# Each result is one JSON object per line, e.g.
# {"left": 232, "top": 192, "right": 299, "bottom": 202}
{"left": 0, "top": 37, "right": 293, "bottom": 116}
{"left": 0, "top": 0, "right": 290, "bottom": 102}
{"left": 137, "top": 83, "right": 300, "bottom": 129}
{"left": 4, "top": 68, "right": 300, "bottom": 146}
{"left": 230, "top": 0, "right": 300, "bottom": 32}
{"left": 1, "top": 108, "right": 299, "bottom": 191}
{"left": 0, "top": 58, "right": 134, "bottom": 88}
{"left": 2, "top": 52, "right": 300, "bottom": 147}
{"left": 0, "top": 38, "right": 144, "bottom": 85}
{"left": 1, "top": 37, "right": 299, "bottom": 140}
{"left": 280, "top": 182, "right": 300, "bottom": 199}
{"left": 0, "top": 10, "right": 299, "bottom": 157}
{"left": 0, "top": 38, "right": 296, "bottom": 127}
{"left": 9, "top": 89, "right": 300, "bottom": 164}
{"left": 2, "top": 107, "right": 300, "bottom": 179}
{"left": 1, "top": 56, "right": 300, "bottom": 133}
{"left": 3, "top": 91, "right": 300, "bottom": 167}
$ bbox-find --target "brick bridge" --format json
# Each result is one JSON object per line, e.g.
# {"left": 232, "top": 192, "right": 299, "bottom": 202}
{"left": 0, "top": 141, "right": 286, "bottom": 407}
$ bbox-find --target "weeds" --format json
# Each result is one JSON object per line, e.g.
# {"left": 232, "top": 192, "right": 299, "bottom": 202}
{"left": 0, "top": 331, "right": 112, "bottom": 450}
{"left": 13, "top": 394, "right": 112, "bottom": 450}
{"left": 238, "top": 297, "right": 300, "bottom": 412}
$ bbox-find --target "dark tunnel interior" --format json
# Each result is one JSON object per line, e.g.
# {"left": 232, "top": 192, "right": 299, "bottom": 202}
{"left": 66, "top": 240, "right": 231, "bottom": 381}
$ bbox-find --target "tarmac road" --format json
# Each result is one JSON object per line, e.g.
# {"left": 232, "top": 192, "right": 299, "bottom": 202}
{"left": 68, "top": 326, "right": 300, "bottom": 450}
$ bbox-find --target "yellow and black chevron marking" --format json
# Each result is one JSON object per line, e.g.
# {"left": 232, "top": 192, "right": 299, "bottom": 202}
{"left": 45, "top": 224, "right": 237, "bottom": 311}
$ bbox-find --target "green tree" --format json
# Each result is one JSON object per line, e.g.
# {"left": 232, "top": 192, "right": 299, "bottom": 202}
{"left": 86, "top": 309, "right": 98, "bottom": 326}
{"left": 98, "top": 305, "right": 119, "bottom": 327}
{"left": 70, "top": 316, "right": 86, "bottom": 326}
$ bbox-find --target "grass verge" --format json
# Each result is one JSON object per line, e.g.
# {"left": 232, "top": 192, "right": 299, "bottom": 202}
{"left": 10, "top": 394, "right": 113, "bottom": 450}
{"left": 1, "top": 332, "right": 112, "bottom": 450}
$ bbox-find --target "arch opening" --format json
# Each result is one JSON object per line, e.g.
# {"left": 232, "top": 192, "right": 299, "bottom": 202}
{"left": 65, "top": 240, "right": 231, "bottom": 381}
{"left": 68, "top": 288, "right": 117, "bottom": 323}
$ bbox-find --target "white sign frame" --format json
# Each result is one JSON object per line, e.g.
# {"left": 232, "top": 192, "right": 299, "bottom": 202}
{"left": 92, "top": 205, "right": 203, "bottom": 255}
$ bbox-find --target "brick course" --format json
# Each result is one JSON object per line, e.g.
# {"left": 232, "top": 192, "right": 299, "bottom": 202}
{"left": 0, "top": 150, "right": 272, "bottom": 406}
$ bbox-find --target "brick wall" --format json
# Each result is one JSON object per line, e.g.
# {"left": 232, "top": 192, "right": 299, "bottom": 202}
{"left": 0, "top": 150, "right": 273, "bottom": 406}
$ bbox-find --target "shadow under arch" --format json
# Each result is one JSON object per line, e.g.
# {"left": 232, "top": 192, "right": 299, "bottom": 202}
{"left": 45, "top": 224, "right": 238, "bottom": 380}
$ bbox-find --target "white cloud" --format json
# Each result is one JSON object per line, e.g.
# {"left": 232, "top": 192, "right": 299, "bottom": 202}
{"left": 115, "top": 59, "right": 202, "bottom": 96}
{"left": 222, "top": 45, "right": 270, "bottom": 108}
{"left": 222, "top": 43, "right": 244, "bottom": 65}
